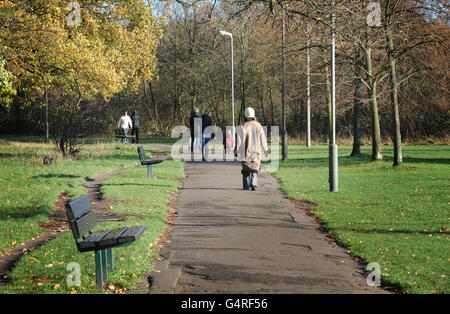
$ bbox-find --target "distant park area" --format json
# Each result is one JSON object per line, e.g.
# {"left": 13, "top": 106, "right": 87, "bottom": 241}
{"left": 0, "top": 0, "right": 448, "bottom": 296}
{"left": 0, "top": 135, "right": 448, "bottom": 293}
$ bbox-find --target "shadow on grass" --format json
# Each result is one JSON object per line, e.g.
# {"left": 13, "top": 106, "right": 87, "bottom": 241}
{"left": 281, "top": 152, "right": 450, "bottom": 168}
{"left": 331, "top": 226, "right": 448, "bottom": 236}
{"left": 0, "top": 153, "right": 43, "bottom": 159}
{"left": 0, "top": 205, "right": 50, "bottom": 220}
{"left": 31, "top": 174, "right": 81, "bottom": 179}
{"left": 402, "top": 157, "right": 450, "bottom": 165}
{"left": 281, "top": 154, "right": 373, "bottom": 168}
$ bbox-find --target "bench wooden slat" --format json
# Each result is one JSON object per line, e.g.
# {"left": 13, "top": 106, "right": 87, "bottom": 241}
{"left": 67, "top": 194, "right": 92, "bottom": 221}
{"left": 74, "top": 211, "right": 97, "bottom": 239}
{"left": 78, "top": 230, "right": 110, "bottom": 251}
{"left": 117, "top": 226, "right": 146, "bottom": 244}
{"left": 137, "top": 145, "right": 147, "bottom": 162}
{"left": 140, "top": 158, "right": 165, "bottom": 166}
{"left": 100, "top": 227, "right": 129, "bottom": 247}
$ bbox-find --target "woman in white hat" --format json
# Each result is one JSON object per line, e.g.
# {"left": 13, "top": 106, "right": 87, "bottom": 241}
{"left": 235, "top": 107, "right": 270, "bottom": 190}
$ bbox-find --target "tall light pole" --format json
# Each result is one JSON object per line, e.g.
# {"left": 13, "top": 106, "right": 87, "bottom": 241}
{"left": 45, "top": 85, "right": 49, "bottom": 141}
{"left": 306, "top": 40, "right": 311, "bottom": 148}
{"left": 281, "top": 12, "right": 288, "bottom": 161}
{"left": 329, "top": 0, "right": 338, "bottom": 192}
{"left": 218, "top": 30, "right": 235, "bottom": 143}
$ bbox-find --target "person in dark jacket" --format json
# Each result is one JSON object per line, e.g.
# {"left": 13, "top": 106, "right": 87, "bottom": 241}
{"left": 190, "top": 108, "right": 201, "bottom": 153}
{"left": 131, "top": 110, "right": 140, "bottom": 144}
{"left": 201, "top": 109, "right": 213, "bottom": 150}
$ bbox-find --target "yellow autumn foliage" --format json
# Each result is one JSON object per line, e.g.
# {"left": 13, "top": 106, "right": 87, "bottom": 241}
{"left": 0, "top": 0, "right": 164, "bottom": 106}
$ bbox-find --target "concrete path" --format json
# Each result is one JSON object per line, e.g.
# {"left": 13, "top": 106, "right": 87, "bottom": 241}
{"left": 149, "top": 161, "right": 387, "bottom": 294}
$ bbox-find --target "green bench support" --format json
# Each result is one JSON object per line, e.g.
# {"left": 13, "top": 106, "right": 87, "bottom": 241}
{"left": 115, "top": 129, "right": 135, "bottom": 144}
{"left": 66, "top": 194, "right": 146, "bottom": 290}
{"left": 137, "top": 145, "right": 165, "bottom": 178}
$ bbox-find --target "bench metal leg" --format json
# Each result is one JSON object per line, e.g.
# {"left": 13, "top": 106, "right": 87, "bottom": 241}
{"left": 95, "top": 249, "right": 113, "bottom": 290}
{"left": 106, "top": 248, "right": 114, "bottom": 272}
{"left": 95, "top": 250, "right": 104, "bottom": 290}
{"left": 147, "top": 165, "right": 152, "bottom": 178}
{"left": 101, "top": 249, "right": 108, "bottom": 283}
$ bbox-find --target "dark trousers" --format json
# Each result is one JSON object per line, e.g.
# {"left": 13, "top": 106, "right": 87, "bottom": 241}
{"left": 131, "top": 128, "right": 139, "bottom": 144}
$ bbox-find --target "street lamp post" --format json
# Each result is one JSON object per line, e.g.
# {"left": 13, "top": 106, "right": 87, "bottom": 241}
{"left": 329, "top": 0, "right": 338, "bottom": 192}
{"left": 218, "top": 30, "right": 235, "bottom": 145}
{"left": 45, "top": 85, "right": 49, "bottom": 141}
{"left": 282, "top": 13, "right": 287, "bottom": 161}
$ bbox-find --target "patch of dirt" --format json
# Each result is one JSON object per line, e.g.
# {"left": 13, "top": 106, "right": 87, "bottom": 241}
{"left": 0, "top": 192, "right": 69, "bottom": 285}
{"left": 0, "top": 164, "right": 139, "bottom": 285}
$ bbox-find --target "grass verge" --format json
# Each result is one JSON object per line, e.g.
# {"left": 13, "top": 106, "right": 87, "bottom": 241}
{"left": 0, "top": 139, "right": 184, "bottom": 293}
{"left": 272, "top": 144, "right": 449, "bottom": 294}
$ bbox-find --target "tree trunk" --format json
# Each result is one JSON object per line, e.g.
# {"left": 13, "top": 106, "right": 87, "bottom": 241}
{"left": 386, "top": 30, "right": 403, "bottom": 166}
{"left": 148, "top": 81, "right": 162, "bottom": 133}
{"left": 142, "top": 81, "right": 154, "bottom": 122}
{"left": 259, "top": 87, "right": 267, "bottom": 126}
{"left": 269, "top": 83, "right": 275, "bottom": 127}
{"left": 351, "top": 44, "right": 363, "bottom": 156}
{"left": 240, "top": 37, "right": 246, "bottom": 120}
{"left": 366, "top": 48, "right": 383, "bottom": 161}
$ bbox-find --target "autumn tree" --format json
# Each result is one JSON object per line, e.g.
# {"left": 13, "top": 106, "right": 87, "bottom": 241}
{"left": 0, "top": 0, "right": 163, "bottom": 154}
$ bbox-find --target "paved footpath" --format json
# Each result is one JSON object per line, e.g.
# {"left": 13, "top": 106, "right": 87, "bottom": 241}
{"left": 149, "top": 161, "right": 388, "bottom": 294}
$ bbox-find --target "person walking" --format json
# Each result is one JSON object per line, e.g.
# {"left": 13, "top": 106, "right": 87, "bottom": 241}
{"left": 235, "top": 107, "right": 270, "bottom": 191}
{"left": 201, "top": 109, "right": 213, "bottom": 157}
{"left": 131, "top": 110, "right": 140, "bottom": 144}
{"left": 190, "top": 108, "right": 201, "bottom": 153}
{"left": 226, "top": 129, "right": 234, "bottom": 155}
{"left": 117, "top": 111, "right": 133, "bottom": 144}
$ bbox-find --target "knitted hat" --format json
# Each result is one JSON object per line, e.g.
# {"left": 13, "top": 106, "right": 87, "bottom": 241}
{"left": 244, "top": 107, "right": 255, "bottom": 119}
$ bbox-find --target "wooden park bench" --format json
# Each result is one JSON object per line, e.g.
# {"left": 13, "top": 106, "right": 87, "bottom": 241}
{"left": 137, "top": 145, "right": 165, "bottom": 178}
{"left": 66, "top": 194, "right": 146, "bottom": 290}
{"left": 115, "top": 128, "right": 135, "bottom": 144}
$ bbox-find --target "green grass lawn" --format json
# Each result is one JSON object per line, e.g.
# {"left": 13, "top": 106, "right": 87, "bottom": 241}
{"left": 272, "top": 144, "right": 449, "bottom": 294}
{"left": 1, "top": 136, "right": 448, "bottom": 294}
{"left": 0, "top": 140, "right": 141, "bottom": 254}
{"left": 0, "top": 138, "right": 184, "bottom": 293}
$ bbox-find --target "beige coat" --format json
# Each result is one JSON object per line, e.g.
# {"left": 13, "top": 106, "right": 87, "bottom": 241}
{"left": 236, "top": 119, "right": 269, "bottom": 173}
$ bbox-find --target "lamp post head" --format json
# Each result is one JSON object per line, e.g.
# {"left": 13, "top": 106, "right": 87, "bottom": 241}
{"left": 218, "top": 30, "right": 232, "bottom": 37}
